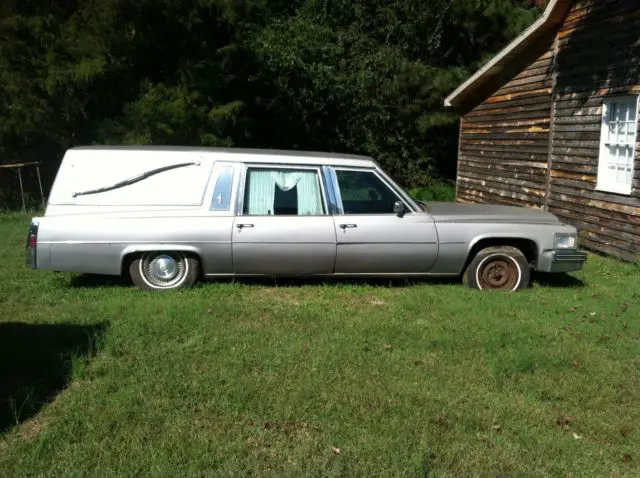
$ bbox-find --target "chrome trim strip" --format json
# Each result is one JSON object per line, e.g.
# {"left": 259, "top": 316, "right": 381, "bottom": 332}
{"left": 552, "top": 250, "right": 588, "bottom": 262}
{"left": 73, "top": 161, "right": 201, "bottom": 198}
{"left": 327, "top": 167, "right": 344, "bottom": 215}
{"left": 321, "top": 165, "right": 339, "bottom": 215}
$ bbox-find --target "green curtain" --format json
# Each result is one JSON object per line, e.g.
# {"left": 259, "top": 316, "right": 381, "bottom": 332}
{"left": 293, "top": 173, "right": 323, "bottom": 215}
{"left": 246, "top": 169, "right": 324, "bottom": 215}
{"left": 272, "top": 171, "right": 323, "bottom": 215}
{"left": 246, "top": 170, "right": 276, "bottom": 215}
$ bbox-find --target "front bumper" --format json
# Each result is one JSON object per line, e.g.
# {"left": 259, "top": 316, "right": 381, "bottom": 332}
{"left": 537, "top": 249, "right": 588, "bottom": 273}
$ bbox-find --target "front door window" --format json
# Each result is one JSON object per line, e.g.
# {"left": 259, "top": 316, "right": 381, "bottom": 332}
{"left": 335, "top": 169, "right": 404, "bottom": 214}
{"left": 243, "top": 168, "right": 325, "bottom": 216}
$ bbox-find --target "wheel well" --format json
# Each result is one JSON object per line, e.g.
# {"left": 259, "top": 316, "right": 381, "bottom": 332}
{"left": 120, "top": 250, "right": 203, "bottom": 278}
{"left": 121, "top": 253, "right": 137, "bottom": 279}
{"left": 463, "top": 238, "right": 538, "bottom": 272}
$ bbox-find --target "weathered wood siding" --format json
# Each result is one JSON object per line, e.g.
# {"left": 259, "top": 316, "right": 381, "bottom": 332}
{"left": 456, "top": 45, "right": 555, "bottom": 209}
{"left": 547, "top": 0, "right": 640, "bottom": 260}
{"left": 457, "top": 0, "right": 640, "bottom": 261}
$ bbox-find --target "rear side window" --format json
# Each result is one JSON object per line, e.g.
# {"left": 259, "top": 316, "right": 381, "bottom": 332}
{"left": 210, "top": 166, "right": 234, "bottom": 210}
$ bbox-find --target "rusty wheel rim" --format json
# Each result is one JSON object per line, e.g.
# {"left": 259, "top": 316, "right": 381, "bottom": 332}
{"left": 477, "top": 255, "right": 520, "bottom": 291}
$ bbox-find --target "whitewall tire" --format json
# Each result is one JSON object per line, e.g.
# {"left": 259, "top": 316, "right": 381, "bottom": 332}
{"left": 129, "top": 251, "right": 200, "bottom": 291}
{"left": 463, "top": 246, "right": 530, "bottom": 291}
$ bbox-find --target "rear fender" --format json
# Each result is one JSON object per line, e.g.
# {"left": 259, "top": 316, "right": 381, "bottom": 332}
{"left": 120, "top": 244, "right": 203, "bottom": 271}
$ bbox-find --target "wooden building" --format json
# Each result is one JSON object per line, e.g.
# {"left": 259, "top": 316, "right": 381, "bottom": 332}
{"left": 445, "top": 0, "right": 640, "bottom": 261}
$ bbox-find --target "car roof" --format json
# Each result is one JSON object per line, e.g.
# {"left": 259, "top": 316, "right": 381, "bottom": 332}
{"left": 68, "top": 146, "right": 377, "bottom": 168}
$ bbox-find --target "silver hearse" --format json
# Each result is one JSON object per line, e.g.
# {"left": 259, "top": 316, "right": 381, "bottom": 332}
{"left": 26, "top": 146, "right": 587, "bottom": 291}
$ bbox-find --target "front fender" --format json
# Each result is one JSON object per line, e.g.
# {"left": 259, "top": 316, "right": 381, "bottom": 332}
{"left": 467, "top": 233, "right": 541, "bottom": 256}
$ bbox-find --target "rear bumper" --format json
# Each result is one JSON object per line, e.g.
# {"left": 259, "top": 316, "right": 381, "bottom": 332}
{"left": 537, "top": 249, "right": 588, "bottom": 273}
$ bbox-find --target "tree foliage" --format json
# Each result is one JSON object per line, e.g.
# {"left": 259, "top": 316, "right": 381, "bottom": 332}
{"left": 0, "top": 0, "right": 541, "bottom": 202}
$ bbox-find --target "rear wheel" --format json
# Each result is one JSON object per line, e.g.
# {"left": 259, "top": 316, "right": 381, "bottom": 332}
{"left": 129, "top": 251, "right": 199, "bottom": 291}
{"left": 463, "top": 246, "right": 530, "bottom": 291}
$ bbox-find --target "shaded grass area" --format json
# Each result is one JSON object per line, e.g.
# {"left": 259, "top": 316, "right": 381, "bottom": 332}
{"left": 0, "top": 213, "right": 639, "bottom": 476}
{"left": 0, "top": 322, "right": 108, "bottom": 432}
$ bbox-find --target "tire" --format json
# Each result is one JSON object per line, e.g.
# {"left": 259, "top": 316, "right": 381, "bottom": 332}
{"left": 463, "top": 246, "right": 530, "bottom": 291}
{"left": 129, "top": 251, "right": 200, "bottom": 291}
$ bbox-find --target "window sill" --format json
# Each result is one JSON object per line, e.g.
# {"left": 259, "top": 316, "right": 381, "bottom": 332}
{"left": 594, "top": 185, "right": 633, "bottom": 196}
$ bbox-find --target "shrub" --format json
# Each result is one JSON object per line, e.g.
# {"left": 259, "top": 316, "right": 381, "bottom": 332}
{"left": 409, "top": 181, "right": 455, "bottom": 202}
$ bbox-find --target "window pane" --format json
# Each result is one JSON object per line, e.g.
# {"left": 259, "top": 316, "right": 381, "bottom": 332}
{"left": 243, "top": 168, "right": 324, "bottom": 216}
{"left": 616, "top": 147, "right": 626, "bottom": 183}
{"left": 210, "top": 166, "right": 234, "bottom": 210}
{"left": 606, "top": 145, "right": 617, "bottom": 169}
{"left": 608, "top": 103, "right": 617, "bottom": 122}
{"left": 336, "top": 170, "right": 402, "bottom": 214}
{"left": 616, "top": 102, "right": 626, "bottom": 123}
{"left": 608, "top": 118, "right": 616, "bottom": 141}
{"left": 630, "top": 99, "right": 638, "bottom": 115}
{"left": 617, "top": 120, "right": 625, "bottom": 143}
{"left": 626, "top": 146, "right": 634, "bottom": 187}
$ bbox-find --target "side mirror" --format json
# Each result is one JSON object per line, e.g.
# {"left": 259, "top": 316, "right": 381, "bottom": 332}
{"left": 393, "top": 201, "right": 406, "bottom": 217}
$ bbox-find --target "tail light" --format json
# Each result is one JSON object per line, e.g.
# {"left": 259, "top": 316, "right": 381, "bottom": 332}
{"left": 25, "top": 220, "right": 39, "bottom": 268}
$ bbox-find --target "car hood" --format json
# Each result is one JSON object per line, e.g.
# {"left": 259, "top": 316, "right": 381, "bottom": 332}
{"left": 425, "top": 201, "right": 561, "bottom": 224}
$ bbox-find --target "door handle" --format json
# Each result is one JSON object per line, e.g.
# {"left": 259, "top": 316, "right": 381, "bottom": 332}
{"left": 339, "top": 224, "right": 358, "bottom": 229}
{"left": 236, "top": 223, "right": 254, "bottom": 229}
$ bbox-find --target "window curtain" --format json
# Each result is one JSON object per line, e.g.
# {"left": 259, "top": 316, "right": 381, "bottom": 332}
{"left": 272, "top": 171, "right": 323, "bottom": 215}
{"left": 246, "top": 170, "right": 276, "bottom": 215}
{"left": 246, "top": 170, "right": 323, "bottom": 215}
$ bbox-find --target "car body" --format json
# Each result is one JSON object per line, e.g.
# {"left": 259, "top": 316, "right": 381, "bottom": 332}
{"left": 25, "top": 146, "right": 587, "bottom": 291}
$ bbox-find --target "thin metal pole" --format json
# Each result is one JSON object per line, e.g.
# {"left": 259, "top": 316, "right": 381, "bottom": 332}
{"left": 36, "top": 164, "right": 45, "bottom": 210}
{"left": 17, "top": 167, "right": 26, "bottom": 212}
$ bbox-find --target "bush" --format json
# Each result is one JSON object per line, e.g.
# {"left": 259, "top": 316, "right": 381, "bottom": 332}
{"left": 409, "top": 181, "right": 456, "bottom": 202}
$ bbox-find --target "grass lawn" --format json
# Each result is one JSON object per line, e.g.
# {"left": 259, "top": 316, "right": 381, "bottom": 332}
{"left": 1, "top": 212, "right": 639, "bottom": 477}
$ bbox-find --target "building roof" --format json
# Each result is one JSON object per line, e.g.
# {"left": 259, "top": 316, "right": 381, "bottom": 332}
{"left": 444, "top": 0, "right": 574, "bottom": 109}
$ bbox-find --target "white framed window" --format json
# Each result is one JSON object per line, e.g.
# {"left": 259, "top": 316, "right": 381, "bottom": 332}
{"left": 596, "top": 95, "right": 639, "bottom": 195}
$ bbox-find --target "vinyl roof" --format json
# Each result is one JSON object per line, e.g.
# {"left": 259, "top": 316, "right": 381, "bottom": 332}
{"left": 67, "top": 146, "right": 377, "bottom": 168}
{"left": 70, "top": 145, "right": 370, "bottom": 160}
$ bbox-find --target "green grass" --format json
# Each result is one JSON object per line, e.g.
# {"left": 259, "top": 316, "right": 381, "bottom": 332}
{"left": 1, "top": 212, "right": 639, "bottom": 477}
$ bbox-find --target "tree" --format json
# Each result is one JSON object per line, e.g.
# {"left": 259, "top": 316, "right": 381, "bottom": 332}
{"left": 0, "top": 0, "right": 542, "bottom": 206}
{"left": 249, "top": 0, "right": 541, "bottom": 186}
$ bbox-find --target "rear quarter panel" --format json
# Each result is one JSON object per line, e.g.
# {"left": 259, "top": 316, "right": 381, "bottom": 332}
{"left": 37, "top": 214, "right": 233, "bottom": 276}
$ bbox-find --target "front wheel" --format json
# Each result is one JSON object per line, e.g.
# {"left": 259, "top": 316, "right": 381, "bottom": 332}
{"left": 129, "top": 251, "right": 200, "bottom": 291}
{"left": 463, "top": 246, "right": 530, "bottom": 291}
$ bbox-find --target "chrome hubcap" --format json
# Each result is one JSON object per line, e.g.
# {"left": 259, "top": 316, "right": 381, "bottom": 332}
{"left": 141, "top": 252, "right": 186, "bottom": 288}
{"left": 151, "top": 255, "right": 178, "bottom": 280}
